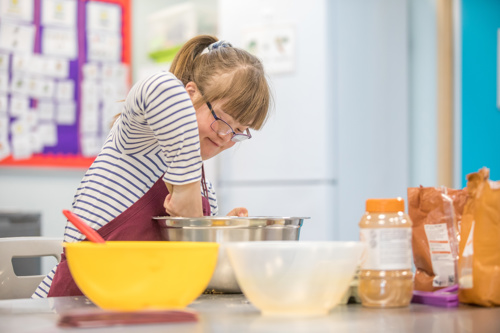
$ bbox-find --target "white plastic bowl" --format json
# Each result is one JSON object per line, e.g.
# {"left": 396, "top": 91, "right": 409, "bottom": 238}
{"left": 226, "top": 241, "right": 365, "bottom": 317}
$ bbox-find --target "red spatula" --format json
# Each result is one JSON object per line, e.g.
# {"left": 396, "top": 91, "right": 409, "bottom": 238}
{"left": 62, "top": 210, "right": 105, "bottom": 243}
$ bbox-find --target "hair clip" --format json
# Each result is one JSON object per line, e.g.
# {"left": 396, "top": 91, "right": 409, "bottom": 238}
{"left": 207, "top": 40, "right": 233, "bottom": 52}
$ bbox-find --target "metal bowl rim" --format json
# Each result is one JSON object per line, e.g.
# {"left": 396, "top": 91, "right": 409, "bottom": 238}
{"left": 153, "top": 216, "right": 309, "bottom": 228}
{"left": 153, "top": 216, "right": 310, "bottom": 221}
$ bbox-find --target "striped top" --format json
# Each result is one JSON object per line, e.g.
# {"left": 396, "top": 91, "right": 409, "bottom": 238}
{"left": 32, "top": 72, "right": 219, "bottom": 298}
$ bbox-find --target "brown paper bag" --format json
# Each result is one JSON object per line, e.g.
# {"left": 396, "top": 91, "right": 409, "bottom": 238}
{"left": 458, "top": 168, "right": 500, "bottom": 306}
{"left": 408, "top": 186, "right": 467, "bottom": 292}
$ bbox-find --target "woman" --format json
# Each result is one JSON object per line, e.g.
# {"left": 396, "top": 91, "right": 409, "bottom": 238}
{"left": 33, "top": 35, "right": 272, "bottom": 298}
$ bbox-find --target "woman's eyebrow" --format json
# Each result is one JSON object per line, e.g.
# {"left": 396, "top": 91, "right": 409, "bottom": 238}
{"left": 217, "top": 108, "right": 248, "bottom": 129}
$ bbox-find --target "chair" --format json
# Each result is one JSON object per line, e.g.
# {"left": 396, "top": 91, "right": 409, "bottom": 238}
{"left": 0, "top": 237, "right": 63, "bottom": 299}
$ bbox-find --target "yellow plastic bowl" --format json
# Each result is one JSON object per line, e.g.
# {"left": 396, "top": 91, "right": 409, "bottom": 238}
{"left": 65, "top": 241, "right": 219, "bottom": 311}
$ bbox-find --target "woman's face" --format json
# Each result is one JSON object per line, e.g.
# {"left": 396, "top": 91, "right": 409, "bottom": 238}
{"left": 185, "top": 82, "right": 248, "bottom": 160}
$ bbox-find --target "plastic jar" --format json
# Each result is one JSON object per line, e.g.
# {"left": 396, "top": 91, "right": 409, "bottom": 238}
{"left": 358, "top": 198, "right": 413, "bottom": 307}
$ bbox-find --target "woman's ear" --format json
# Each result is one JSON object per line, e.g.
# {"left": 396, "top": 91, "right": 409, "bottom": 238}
{"left": 185, "top": 82, "right": 198, "bottom": 98}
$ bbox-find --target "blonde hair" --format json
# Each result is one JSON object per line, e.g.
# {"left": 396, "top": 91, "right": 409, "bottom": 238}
{"left": 169, "top": 35, "right": 272, "bottom": 130}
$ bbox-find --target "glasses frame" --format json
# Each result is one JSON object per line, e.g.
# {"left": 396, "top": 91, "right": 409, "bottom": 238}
{"left": 206, "top": 102, "right": 252, "bottom": 142}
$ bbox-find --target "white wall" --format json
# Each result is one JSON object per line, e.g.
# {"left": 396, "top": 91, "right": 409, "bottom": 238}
{"left": 213, "top": 0, "right": 411, "bottom": 241}
{"left": 409, "top": 0, "right": 438, "bottom": 187}
{"left": 0, "top": 0, "right": 439, "bottom": 244}
{"left": 0, "top": 168, "right": 85, "bottom": 237}
{"left": 214, "top": 0, "right": 336, "bottom": 241}
{"left": 131, "top": 0, "right": 217, "bottom": 82}
{"left": 334, "top": 0, "right": 410, "bottom": 240}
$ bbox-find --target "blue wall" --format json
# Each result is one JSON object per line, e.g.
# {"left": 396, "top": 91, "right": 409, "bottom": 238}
{"left": 462, "top": 0, "right": 500, "bottom": 184}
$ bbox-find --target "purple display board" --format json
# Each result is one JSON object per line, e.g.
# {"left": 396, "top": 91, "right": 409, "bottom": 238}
{"left": 0, "top": 0, "right": 130, "bottom": 168}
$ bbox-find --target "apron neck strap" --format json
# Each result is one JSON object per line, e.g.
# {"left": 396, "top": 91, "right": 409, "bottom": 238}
{"left": 201, "top": 164, "right": 209, "bottom": 200}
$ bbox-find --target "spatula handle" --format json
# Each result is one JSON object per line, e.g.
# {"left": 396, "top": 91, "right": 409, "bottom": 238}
{"left": 62, "top": 210, "right": 106, "bottom": 243}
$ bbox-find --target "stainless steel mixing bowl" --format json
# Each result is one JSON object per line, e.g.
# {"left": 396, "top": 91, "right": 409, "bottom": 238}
{"left": 153, "top": 216, "right": 309, "bottom": 293}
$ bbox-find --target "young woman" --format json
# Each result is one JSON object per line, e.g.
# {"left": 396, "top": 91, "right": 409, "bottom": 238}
{"left": 33, "top": 35, "right": 272, "bottom": 298}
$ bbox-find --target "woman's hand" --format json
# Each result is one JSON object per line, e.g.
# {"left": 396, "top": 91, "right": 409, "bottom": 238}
{"left": 226, "top": 207, "right": 248, "bottom": 217}
{"left": 164, "top": 181, "right": 203, "bottom": 217}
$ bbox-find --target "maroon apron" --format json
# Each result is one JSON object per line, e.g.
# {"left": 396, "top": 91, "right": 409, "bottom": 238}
{"left": 48, "top": 176, "right": 211, "bottom": 297}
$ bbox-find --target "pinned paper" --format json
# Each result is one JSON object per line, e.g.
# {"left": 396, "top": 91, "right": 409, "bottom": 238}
{"left": 0, "top": 72, "right": 8, "bottom": 92}
{"left": 28, "top": 54, "right": 44, "bottom": 75}
{"left": 37, "top": 100, "right": 55, "bottom": 121}
{"left": 0, "top": 0, "right": 35, "bottom": 22}
{"left": 86, "top": 2, "right": 121, "bottom": 33}
{"left": 9, "top": 94, "right": 29, "bottom": 117}
{"left": 11, "top": 133, "right": 32, "bottom": 159}
{"left": 28, "top": 54, "right": 47, "bottom": 75}
{"left": 25, "top": 76, "right": 56, "bottom": 99}
{"left": 26, "top": 76, "right": 40, "bottom": 97}
{"left": 80, "top": 102, "right": 99, "bottom": 133}
{"left": 0, "top": 22, "right": 35, "bottom": 53}
{"left": 86, "top": 31, "right": 122, "bottom": 63}
{"left": 101, "top": 81, "right": 118, "bottom": 101}
{"left": 12, "top": 54, "right": 32, "bottom": 73}
{"left": 46, "top": 57, "right": 70, "bottom": 78}
{"left": 0, "top": 113, "right": 8, "bottom": 136}
{"left": 10, "top": 117, "right": 29, "bottom": 136}
{"left": 38, "top": 122, "right": 57, "bottom": 146}
{"left": 0, "top": 94, "right": 7, "bottom": 113}
{"left": 0, "top": 121, "right": 8, "bottom": 159}
{"left": 0, "top": 52, "right": 9, "bottom": 71}
{"left": 10, "top": 74, "right": 27, "bottom": 95}
{"left": 0, "top": 137, "right": 10, "bottom": 161}
{"left": 41, "top": 0, "right": 77, "bottom": 28}
{"left": 39, "top": 78, "right": 56, "bottom": 99}
{"left": 101, "top": 63, "right": 115, "bottom": 80}
{"left": 101, "top": 100, "right": 121, "bottom": 133}
{"left": 30, "top": 127, "right": 44, "bottom": 153}
{"left": 24, "top": 109, "right": 38, "bottom": 128}
{"left": 56, "top": 101, "right": 76, "bottom": 125}
{"left": 115, "top": 63, "right": 129, "bottom": 82}
{"left": 55, "top": 80, "right": 74, "bottom": 101}
{"left": 83, "top": 62, "right": 100, "bottom": 80}
{"left": 42, "top": 27, "right": 77, "bottom": 59}
{"left": 80, "top": 134, "right": 102, "bottom": 157}
{"left": 101, "top": 62, "right": 130, "bottom": 90}
{"left": 242, "top": 24, "right": 295, "bottom": 74}
{"left": 81, "top": 79, "right": 101, "bottom": 101}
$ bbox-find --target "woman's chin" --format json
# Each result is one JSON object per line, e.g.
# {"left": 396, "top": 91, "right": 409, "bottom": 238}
{"left": 200, "top": 150, "right": 218, "bottom": 161}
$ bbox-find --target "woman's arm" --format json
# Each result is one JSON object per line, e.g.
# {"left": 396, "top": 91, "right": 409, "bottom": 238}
{"left": 137, "top": 72, "right": 204, "bottom": 217}
{"left": 164, "top": 181, "right": 203, "bottom": 217}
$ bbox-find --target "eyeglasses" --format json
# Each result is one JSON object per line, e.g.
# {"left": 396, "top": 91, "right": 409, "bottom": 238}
{"left": 206, "top": 102, "right": 252, "bottom": 142}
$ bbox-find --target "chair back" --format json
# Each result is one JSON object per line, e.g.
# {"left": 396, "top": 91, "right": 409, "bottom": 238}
{"left": 0, "top": 237, "right": 63, "bottom": 299}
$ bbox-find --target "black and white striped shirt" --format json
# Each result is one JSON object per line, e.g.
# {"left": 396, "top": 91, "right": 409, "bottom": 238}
{"left": 32, "top": 72, "right": 218, "bottom": 298}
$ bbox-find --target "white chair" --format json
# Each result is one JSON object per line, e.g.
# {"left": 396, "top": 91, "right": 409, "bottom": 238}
{"left": 0, "top": 237, "right": 63, "bottom": 299}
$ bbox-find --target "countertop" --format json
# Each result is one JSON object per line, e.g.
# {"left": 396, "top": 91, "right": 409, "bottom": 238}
{"left": 1, "top": 294, "right": 500, "bottom": 333}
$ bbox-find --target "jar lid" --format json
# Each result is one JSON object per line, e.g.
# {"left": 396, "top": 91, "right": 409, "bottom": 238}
{"left": 365, "top": 198, "right": 405, "bottom": 212}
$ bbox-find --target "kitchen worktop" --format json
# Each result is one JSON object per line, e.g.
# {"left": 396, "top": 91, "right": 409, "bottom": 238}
{"left": 1, "top": 294, "right": 499, "bottom": 333}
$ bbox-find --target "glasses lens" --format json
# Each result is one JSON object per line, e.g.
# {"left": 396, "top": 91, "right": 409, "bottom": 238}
{"left": 211, "top": 119, "right": 233, "bottom": 136}
{"left": 231, "top": 134, "right": 250, "bottom": 142}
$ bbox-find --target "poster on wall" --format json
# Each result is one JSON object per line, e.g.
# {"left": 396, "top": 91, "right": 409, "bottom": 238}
{"left": 0, "top": 0, "right": 131, "bottom": 168}
{"left": 242, "top": 24, "right": 295, "bottom": 75}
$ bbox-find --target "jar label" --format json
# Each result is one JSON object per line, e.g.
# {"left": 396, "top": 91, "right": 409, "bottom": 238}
{"left": 360, "top": 228, "right": 412, "bottom": 270}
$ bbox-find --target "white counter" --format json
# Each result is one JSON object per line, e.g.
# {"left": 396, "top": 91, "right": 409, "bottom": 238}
{"left": 1, "top": 294, "right": 499, "bottom": 333}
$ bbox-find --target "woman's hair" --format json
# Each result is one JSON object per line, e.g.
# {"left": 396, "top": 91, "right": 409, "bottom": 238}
{"left": 169, "top": 35, "right": 272, "bottom": 130}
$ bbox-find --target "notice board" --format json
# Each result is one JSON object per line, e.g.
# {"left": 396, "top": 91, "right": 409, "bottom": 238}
{"left": 0, "top": 0, "right": 131, "bottom": 168}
